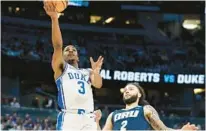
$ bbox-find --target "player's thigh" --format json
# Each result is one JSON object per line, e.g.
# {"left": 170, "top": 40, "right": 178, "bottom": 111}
{"left": 56, "top": 112, "right": 83, "bottom": 130}
{"left": 81, "top": 122, "right": 97, "bottom": 131}
{"left": 81, "top": 114, "right": 97, "bottom": 130}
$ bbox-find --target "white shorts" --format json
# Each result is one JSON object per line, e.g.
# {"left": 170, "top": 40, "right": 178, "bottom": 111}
{"left": 56, "top": 110, "right": 97, "bottom": 131}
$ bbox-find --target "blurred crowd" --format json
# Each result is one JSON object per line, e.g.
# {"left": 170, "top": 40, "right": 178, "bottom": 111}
{"left": 1, "top": 21, "right": 204, "bottom": 73}
{"left": 1, "top": 95, "right": 56, "bottom": 130}
{"left": 2, "top": 95, "right": 55, "bottom": 110}
{"left": 89, "top": 41, "right": 204, "bottom": 73}
{"left": 1, "top": 112, "right": 56, "bottom": 130}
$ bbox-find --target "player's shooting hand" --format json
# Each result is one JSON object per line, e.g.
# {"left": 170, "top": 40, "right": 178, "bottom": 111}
{"left": 43, "top": 0, "right": 59, "bottom": 19}
{"left": 181, "top": 122, "right": 198, "bottom": 130}
{"left": 94, "top": 109, "right": 102, "bottom": 122}
{"left": 90, "top": 56, "right": 104, "bottom": 75}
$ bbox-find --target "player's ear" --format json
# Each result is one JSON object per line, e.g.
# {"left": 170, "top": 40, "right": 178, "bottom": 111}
{"left": 137, "top": 92, "right": 142, "bottom": 98}
{"left": 62, "top": 52, "right": 65, "bottom": 58}
{"left": 77, "top": 56, "right": 79, "bottom": 62}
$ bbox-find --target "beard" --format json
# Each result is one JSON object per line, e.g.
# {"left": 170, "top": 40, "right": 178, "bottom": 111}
{"left": 123, "top": 94, "right": 138, "bottom": 105}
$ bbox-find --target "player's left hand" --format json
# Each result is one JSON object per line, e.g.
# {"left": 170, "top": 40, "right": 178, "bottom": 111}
{"left": 181, "top": 122, "right": 198, "bottom": 130}
{"left": 90, "top": 56, "right": 104, "bottom": 74}
{"left": 94, "top": 109, "right": 102, "bottom": 122}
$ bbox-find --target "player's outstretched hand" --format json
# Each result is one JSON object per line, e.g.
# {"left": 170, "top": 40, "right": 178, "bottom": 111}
{"left": 181, "top": 122, "right": 198, "bottom": 130}
{"left": 90, "top": 56, "right": 104, "bottom": 74}
{"left": 43, "top": 0, "right": 59, "bottom": 19}
{"left": 94, "top": 109, "right": 102, "bottom": 123}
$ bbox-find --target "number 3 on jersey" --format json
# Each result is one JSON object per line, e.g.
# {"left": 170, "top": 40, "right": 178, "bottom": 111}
{"left": 120, "top": 120, "right": 128, "bottom": 131}
{"left": 77, "top": 81, "right": 85, "bottom": 94}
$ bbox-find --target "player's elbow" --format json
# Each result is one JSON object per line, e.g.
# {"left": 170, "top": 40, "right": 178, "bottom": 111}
{"left": 96, "top": 84, "right": 102, "bottom": 89}
{"left": 53, "top": 44, "right": 63, "bottom": 49}
{"left": 93, "top": 82, "right": 102, "bottom": 89}
{"left": 91, "top": 76, "right": 103, "bottom": 89}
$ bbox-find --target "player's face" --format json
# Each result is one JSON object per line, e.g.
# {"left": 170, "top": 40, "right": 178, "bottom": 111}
{"left": 63, "top": 45, "right": 79, "bottom": 63}
{"left": 123, "top": 84, "right": 141, "bottom": 104}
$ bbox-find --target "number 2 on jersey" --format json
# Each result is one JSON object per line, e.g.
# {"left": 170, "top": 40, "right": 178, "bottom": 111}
{"left": 77, "top": 81, "right": 85, "bottom": 94}
{"left": 120, "top": 120, "right": 128, "bottom": 131}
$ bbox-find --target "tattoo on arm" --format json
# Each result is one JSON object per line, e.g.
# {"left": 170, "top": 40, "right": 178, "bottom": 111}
{"left": 144, "top": 105, "right": 175, "bottom": 130}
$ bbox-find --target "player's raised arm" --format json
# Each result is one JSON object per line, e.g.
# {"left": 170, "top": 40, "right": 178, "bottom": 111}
{"left": 143, "top": 105, "right": 198, "bottom": 130}
{"left": 44, "top": 1, "right": 65, "bottom": 80}
{"left": 89, "top": 56, "right": 104, "bottom": 88}
{"left": 102, "top": 112, "right": 113, "bottom": 131}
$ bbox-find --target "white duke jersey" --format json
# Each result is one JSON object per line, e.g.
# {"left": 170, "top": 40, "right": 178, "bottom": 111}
{"left": 55, "top": 63, "right": 94, "bottom": 112}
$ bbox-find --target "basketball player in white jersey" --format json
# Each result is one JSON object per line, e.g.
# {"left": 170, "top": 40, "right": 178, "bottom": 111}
{"left": 44, "top": 2, "right": 103, "bottom": 130}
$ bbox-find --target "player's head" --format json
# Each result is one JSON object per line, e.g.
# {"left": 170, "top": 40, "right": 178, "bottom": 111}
{"left": 122, "top": 83, "right": 147, "bottom": 105}
{"left": 63, "top": 45, "right": 79, "bottom": 64}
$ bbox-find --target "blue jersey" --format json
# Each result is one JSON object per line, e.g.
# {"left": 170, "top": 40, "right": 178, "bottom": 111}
{"left": 111, "top": 106, "right": 151, "bottom": 130}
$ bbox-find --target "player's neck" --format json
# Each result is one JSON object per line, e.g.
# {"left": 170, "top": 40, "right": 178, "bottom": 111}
{"left": 67, "top": 60, "right": 79, "bottom": 68}
{"left": 71, "top": 63, "right": 78, "bottom": 69}
{"left": 125, "top": 101, "right": 139, "bottom": 110}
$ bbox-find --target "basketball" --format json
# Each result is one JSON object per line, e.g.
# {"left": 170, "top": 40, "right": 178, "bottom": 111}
{"left": 53, "top": 0, "right": 68, "bottom": 13}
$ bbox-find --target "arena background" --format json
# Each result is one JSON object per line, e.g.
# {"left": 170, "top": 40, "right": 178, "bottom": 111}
{"left": 1, "top": 1, "right": 205, "bottom": 130}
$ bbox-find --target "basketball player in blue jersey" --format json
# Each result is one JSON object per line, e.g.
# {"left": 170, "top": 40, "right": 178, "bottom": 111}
{"left": 96, "top": 83, "right": 198, "bottom": 130}
{"left": 44, "top": 2, "right": 103, "bottom": 130}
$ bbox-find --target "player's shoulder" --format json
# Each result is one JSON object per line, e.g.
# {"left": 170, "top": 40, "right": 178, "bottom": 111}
{"left": 143, "top": 105, "right": 159, "bottom": 117}
{"left": 143, "top": 105, "right": 155, "bottom": 111}
{"left": 80, "top": 68, "right": 91, "bottom": 73}
{"left": 108, "top": 111, "right": 115, "bottom": 119}
{"left": 83, "top": 68, "right": 91, "bottom": 71}
{"left": 83, "top": 68, "right": 92, "bottom": 72}
{"left": 109, "top": 109, "right": 121, "bottom": 122}
{"left": 65, "top": 63, "right": 90, "bottom": 71}
{"left": 110, "top": 108, "right": 123, "bottom": 115}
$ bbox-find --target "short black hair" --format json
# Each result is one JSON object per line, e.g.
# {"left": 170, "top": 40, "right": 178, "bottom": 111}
{"left": 63, "top": 44, "right": 79, "bottom": 52}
